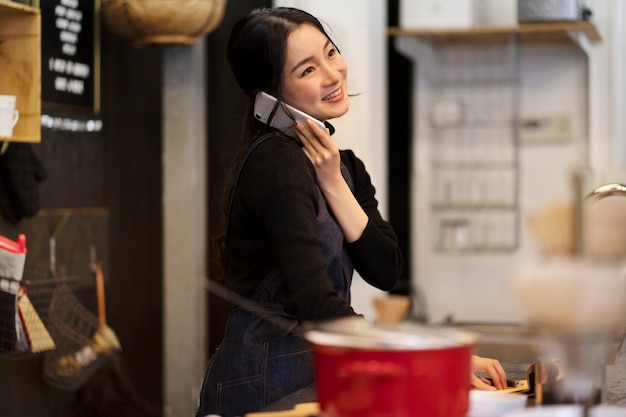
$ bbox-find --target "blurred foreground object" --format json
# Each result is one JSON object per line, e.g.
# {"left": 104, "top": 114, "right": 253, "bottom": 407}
{"left": 528, "top": 202, "right": 576, "bottom": 256}
{"left": 373, "top": 294, "right": 411, "bottom": 324}
{"left": 513, "top": 183, "right": 626, "bottom": 406}
{"left": 584, "top": 184, "right": 626, "bottom": 260}
{"left": 528, "top": 183, "right": 626, "bottom": 260}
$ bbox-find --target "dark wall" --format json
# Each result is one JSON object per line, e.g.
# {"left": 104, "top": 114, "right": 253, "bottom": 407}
{"left": 206, "top": 0, "right": 270, "bottom": 353}
{"left": 0, "top": 16, "right": 163, "bottom": 417}
{"left": 101, "top": 24, "right": 163, "bottom": 414}
{"left": 387, "top": 0, "right": 414, "bottom": 296}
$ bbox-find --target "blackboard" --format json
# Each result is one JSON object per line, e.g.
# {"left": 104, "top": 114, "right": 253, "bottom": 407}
{"left": 41, "top": 0, "right": 100, "bottom": 113}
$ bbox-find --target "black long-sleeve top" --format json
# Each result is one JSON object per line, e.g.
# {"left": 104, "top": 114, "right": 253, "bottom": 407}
{"left": 226, "top": 134, "right": 402, "bottom": 322}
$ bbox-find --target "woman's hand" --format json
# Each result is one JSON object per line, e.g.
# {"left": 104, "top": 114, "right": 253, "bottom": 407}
{"left": 294, "top": 119, "right": 368, "bottom": 243}
{"left": 295, "top": 119, "right": 342, "bottom": 188}
{"left": 471, "top": 355, "right": 507, "bottom": 391}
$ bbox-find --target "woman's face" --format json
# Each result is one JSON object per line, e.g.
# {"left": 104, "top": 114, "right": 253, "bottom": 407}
{"left": 282, "top": 23, "right": 349, "bottom": 122}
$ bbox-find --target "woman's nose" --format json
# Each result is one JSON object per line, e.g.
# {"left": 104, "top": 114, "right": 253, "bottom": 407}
{"left": 324, "top": 62, "right": 346, "bottom": 85}
{"left": 323, "top": 64, "right": 343, "bottom": 85}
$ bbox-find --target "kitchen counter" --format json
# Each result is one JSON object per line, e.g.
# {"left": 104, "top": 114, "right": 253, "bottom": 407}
{"left": 263, "top": 336, "right": 626, "bottom": 413}
{"left": 606, "top": 336, "right": 626, "bottom": 405}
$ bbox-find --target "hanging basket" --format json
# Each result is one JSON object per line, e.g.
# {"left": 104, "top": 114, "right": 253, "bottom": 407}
{"left": 101, "top": 0, "right": 227, "bottom": 45}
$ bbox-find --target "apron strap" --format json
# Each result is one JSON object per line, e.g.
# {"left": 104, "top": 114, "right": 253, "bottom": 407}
{"left": 225, "top": 133, "right": 277, "bottom": 245}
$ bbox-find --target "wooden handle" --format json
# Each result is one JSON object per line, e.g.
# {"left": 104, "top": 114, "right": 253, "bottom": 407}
{"left": 94, "top": 261, "right": 106, "bottom": 326}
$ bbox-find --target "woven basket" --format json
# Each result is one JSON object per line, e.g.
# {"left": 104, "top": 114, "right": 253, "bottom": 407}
{"left": 101, "top": 0, "right": 227, "bottom": 45}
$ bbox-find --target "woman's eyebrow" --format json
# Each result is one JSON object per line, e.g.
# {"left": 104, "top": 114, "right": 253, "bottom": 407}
{"left": 289, "top": 38, "right": 332, "bottom": 75}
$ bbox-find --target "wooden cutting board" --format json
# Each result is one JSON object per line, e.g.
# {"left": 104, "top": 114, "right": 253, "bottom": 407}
{"left": 499, "top": 379, "right": 529, "bottom": 393}
{"left": 244, "top": 402, "right": 319, "bottom": 417}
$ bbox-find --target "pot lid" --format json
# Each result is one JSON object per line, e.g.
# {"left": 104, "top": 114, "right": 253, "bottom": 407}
{"left": 304, "top": 317, "right": 477, "bottom": 350}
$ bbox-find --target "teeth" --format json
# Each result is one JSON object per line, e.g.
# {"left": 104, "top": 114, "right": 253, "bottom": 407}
{"left": 323, "top": 89, "right": 341, "bottom": 101}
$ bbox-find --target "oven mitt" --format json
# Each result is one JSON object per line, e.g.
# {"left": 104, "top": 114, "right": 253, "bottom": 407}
{"left": 0, "top": 143, "right": 48, "bottom": 224}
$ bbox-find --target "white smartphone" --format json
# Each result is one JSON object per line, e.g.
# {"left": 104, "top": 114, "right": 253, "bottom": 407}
{"left": 254, "top": 91, "right": 325, "bottom": 138}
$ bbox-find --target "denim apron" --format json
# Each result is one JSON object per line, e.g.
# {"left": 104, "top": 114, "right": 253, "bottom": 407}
{"left": 197, "top": 135, "right": 354, "bottom": 417}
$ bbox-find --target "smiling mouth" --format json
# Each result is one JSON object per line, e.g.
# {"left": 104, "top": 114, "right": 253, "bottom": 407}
{"left": 322, "top": 88, "right": 342, "bottom": 101}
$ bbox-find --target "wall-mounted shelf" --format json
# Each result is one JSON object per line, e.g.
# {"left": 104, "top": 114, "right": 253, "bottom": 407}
{"left": 392, "top": 24, "right": 525, "bottom": 253}
{"left": 388, "top": 21, "right": 601, "bottom": 46}
{"left": 394, "top": 21, "right": 604, "bottom": 254}
{"left": 0, "top": 1, "right": 41, "bottom": 143}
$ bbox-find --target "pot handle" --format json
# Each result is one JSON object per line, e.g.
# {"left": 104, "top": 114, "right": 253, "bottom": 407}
{"left": 336, "top": 361, "right": 407, "bottom": 379}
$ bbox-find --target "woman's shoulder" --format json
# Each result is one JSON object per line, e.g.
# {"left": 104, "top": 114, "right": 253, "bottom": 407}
{"left": 249, "top": 134, "right": 309, "bottom": 163}
{"left": 243, "top": 134, "right": 315, "bottom": 181}
{"left": 253, "top": 133, "right": 302, "bottom": 152}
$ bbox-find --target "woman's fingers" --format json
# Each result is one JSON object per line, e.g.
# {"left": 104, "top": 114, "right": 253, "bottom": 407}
{"left": 296, "top": 120, "right": 329, "bottom": 147}
{"left": 295, "top": 121, "right": 335, "bottom": 164}
{"left": 471, "top": 374, "right": 497, "bottom": 391}
{"left": 471, "top": 355, "right": 508, "bottom": 390}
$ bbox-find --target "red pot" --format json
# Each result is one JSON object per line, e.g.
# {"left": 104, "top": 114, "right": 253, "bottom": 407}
{"left": 305, "top": 318, "right": 476, "bottom": 417}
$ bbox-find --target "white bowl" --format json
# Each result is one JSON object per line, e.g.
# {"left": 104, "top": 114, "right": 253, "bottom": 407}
{"left": 468, "top": 390, "right": 527, "bottom": 417}
{"left": 503, "top": 405, "right": 626, "bottom": 417}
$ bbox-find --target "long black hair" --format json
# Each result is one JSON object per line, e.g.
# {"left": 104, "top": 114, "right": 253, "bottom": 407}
{"left": 226, "top": 6, "right": 337, "bottom": 140}
{"left": 215, "top": 7, "right": 338, "bottom": 274}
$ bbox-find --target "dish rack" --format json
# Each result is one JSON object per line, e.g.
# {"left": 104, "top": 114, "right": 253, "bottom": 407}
{"left": 0, "top": 270, "right": 91, "bottom": 358}
{"left": 421, "top": 35, "right": 521, "bottom": 253}
{"left": 1, "top": 269, "right": 120, "bottom": 390}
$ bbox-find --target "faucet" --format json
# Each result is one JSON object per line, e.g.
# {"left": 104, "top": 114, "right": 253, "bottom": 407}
{"left": 587, "top": 183, "right": 626, "bottom": 202}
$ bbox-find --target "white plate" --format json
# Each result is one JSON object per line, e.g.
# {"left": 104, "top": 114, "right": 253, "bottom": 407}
{"left": 503, "top": 405, "right": 626, "bottom": 417}
{"left": 503, "top": 405, "right": 582, "bottom": 417}
{"left": 591, "top": 406, "right": 626, "bottom": 417}
{"left": 468, "top": 390, "right": 527, "bottom": 417}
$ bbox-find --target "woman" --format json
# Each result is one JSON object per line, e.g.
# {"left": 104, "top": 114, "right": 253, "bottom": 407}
{"left": 198, "top": 7, "right": 506, "bottom": 417}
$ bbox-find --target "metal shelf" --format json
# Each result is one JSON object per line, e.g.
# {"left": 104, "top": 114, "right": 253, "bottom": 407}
{"left": 421, "top": 35, "right": 520, "bottom": 254}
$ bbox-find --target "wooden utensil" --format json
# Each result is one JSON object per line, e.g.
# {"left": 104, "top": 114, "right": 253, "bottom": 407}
{"left": 93, "top": 262, "right": 121, "bottom": 352}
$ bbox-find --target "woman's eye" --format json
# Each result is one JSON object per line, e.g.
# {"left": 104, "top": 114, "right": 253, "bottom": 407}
{"left": 328, "top": 48, "right": 336, "bottom": 58}
{"left": 302, "top": 66, "right": 314, "bottom": 76}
